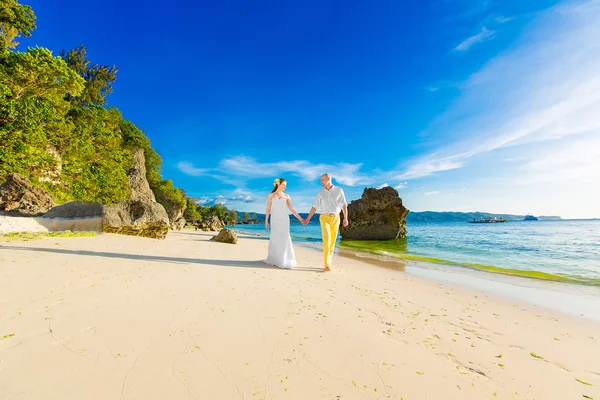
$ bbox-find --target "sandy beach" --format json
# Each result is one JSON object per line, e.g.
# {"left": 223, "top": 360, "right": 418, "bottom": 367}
{"left": 1, "top": 230, "right": 599, "bottom": 400}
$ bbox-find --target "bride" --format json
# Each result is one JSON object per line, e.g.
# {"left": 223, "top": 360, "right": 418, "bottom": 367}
{"left": 265, "top": 178, "right": 304, "bottom": 269}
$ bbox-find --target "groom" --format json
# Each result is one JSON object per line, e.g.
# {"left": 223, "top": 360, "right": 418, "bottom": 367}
{"left": 303, "top": 174, "right": 349, "bottom": 272}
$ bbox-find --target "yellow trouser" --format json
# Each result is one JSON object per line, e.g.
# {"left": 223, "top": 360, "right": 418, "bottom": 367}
{"left": 319, "top": 214, "right": 340, "bottom": 268}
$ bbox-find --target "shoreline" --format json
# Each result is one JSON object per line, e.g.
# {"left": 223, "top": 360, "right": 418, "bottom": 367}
{"left": 337, "top": 247, "right": 600, "bottom": 323}
{"left": 1, "top": 231, "right": 599, "bottom": 399}
{"left": 232, "top": 227, "right": 600, "bottom": 321}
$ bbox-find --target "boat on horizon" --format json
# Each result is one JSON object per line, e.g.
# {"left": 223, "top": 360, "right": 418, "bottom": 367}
{"left": 469, "top": 216, "right": 507, "bottom": 223}
{"left": 524, "top": 214, "right": 539, "bottom": 221}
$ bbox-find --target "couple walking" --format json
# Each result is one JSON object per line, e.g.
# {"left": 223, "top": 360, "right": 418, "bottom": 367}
{"left": 265, "top": 174, "right": 348, "bottom": 271}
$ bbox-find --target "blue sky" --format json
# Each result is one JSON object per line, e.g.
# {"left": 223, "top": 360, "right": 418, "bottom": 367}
{"left": 22, "top": 0, "right": 600, "bottom": 218}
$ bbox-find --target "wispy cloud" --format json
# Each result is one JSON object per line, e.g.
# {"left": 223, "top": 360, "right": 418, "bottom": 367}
{"left": 179, "top": 155, "right": 422, "bottom": 193}
{"left": 515, "top": 135, "right": 600, "bottom": 185}
{"left": 193, "top": 193, "right": 259, "bottom": 206}
{"left": 176, "top": 161, "right": 207, "bottom": 177}
{"left": 444, "top": 0, "right": 493, "bottom": 21}
{"left": 179, "top": 155, "right": 375, "bottom": 187}
{"left": 425, "top": 191, "right": 441, "bottom": 196}
{"left": 221, "top": 156, "right": 374, "bottom": 186}
{"left": 454, "top": 26, "right": 496, "bottom": 52}
{"left": 413, "top": 0, "right": 600, "bottom": 177}
{"left": 177, "top": 1, "right": 600, "bottom": 218}
{"left": 392, "top": 158, "right": 464, "bottom": 180}
{"left": 193, "top": 196, "right": 213, "bottom": 205}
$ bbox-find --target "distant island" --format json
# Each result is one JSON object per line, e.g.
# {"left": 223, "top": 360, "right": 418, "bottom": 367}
{"left": 234, "top": 211, "right": 561, "bottom": 224}
{"left": 406, "top": 212, "right": 561, "bottom": 223}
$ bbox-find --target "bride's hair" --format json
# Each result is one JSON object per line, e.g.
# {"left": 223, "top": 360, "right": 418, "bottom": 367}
{"left": 271, "top": 178, "right": 286, "bottom": 193}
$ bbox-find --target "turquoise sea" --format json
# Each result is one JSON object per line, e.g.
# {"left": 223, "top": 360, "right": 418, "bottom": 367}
{"left": 233, "top": 219, "right": 600, "bottom": 287}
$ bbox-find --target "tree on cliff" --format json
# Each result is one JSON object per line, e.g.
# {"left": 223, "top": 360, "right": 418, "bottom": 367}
{"left": 0, "top": 0, "right": 36, "bottom": 50}
{"left": 60, "top": 44, "right": 117, "bottom": 107}
{"left": 0, "top": 0, "right": 238, "bottom": 227}
{"left": 0, "top": 47, "right": 85, "bottom": 181}
{"left": 0, "top": 0, "right": 182, "bottom": 209}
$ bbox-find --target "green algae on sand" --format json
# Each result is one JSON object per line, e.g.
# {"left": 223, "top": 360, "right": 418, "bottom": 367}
{"left": 340, "top": 239, "right": 600, "bottom": 287}
{"left": 1, "top": 231, "right": 97, "bottom": 241}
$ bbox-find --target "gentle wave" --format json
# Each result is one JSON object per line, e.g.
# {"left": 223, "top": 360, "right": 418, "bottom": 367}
{"left": 233, "top": 220, "right": 600, "bottom": 287}
{"left": 339, "top": 239, "right": 600, "bottom": 287}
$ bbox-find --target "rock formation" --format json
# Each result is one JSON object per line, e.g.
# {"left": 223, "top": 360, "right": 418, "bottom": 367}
{"left": 210, "top": 228, "right": 238, "bottom": 244}
{"left": 173, "top": 217, "right": 186, "bottom": 230}
{"left": 102, "top": 148, "right": 170, "bottom": 239}
{"left": 340, "top": 186, "right": 409, "bottom": 240}
{"left": 155, "top": 190, "right": 186, "bottom": 228}
{"left": 197, "top": 215, "right": 224, "bottom": 231}
{"left": 44, "top": 201, "right": 103, "bottom": 218}
{"left": 0, "top": 173, "right": 56, "bottom": 216}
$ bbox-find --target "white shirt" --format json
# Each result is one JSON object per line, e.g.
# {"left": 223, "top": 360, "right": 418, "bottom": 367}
{"left": 312, "top": 185, "right": 347, "bottom": 214}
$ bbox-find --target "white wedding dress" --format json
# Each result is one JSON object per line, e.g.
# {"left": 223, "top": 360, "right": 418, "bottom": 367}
{"left": 265, "top": 197, "right": 297, "bottom": 269}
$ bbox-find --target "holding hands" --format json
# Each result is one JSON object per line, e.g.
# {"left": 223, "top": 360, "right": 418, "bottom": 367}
{"left": 298, "top": 217, "right": 348, "bottom": 227}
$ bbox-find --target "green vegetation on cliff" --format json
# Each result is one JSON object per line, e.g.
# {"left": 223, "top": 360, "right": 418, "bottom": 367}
{"left": 0, "top": 1, "right": 225, "bottom": 225}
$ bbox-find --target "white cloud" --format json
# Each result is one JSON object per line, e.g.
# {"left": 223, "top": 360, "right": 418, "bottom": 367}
{"left": 425, "top": 191, "right": 441, "bottom": 196}
{"left": 193, "top": 196, "right": 212, "bottom": 205}
{"left": 378, "top": 183, "right": 390, "bottom": 189}
{"left": 409, "top": 0, "right": 600, "bottom": 179}
{"left": 446, "top": 0, "right": 493, "bottom": 21}
{"left": 193, "top": 193, "right": 259, "bottom": 207}
{"left": 218, "top": 156, "right": 272, "bottom": 178}
{"left": 176, "top": 161, "right": 207, "bottom": 177}
{"left": 216, "top": 156, "right": 374, "bottom": 187}
{"left": 392, "top": 158, "right": 464, "bottom": 180}
{"left": 175, "top": 1, "right": 600, "bottom": 217}
{"left": 516, "top": 136, "right": 600, "bottom": 185}
{"left": 454, "top": 26, "right": 495, "bottom": 52}
{"left": 395, "top": 182, "right": 408, "bottom": 189}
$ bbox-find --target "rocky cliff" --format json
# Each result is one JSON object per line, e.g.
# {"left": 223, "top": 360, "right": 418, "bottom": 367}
{"left": 102, "top": 148, "right": 170, "bottom": 239}
{"left": 340, "top": 186, "right": 409, "bottom": 240}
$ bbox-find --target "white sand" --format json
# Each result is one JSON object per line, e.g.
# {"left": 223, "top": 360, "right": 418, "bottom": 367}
{"left": 1, "top": 230, "right": 599, "bottom": 400}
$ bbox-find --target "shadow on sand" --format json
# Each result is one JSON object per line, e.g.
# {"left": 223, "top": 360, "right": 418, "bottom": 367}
{"left": 3, "top": 245, "right": 323, "bottom": 272}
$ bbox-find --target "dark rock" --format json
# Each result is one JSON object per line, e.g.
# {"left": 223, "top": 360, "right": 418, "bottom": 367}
{"left": 210, "top": 228, "right": 238, "bottom": 244}
{"left": 44, "top": 201, "right": 103, "bottom": 218}
{"left": 340, "top": 186, "right": 409, "bottom": 240}
{"left": 102, "top": 148, "right": 170, "bottom": 239}
{"left": 0, "top": 173, "right": 56, "bottom": 216}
